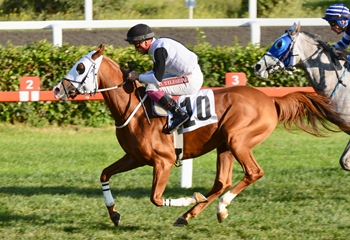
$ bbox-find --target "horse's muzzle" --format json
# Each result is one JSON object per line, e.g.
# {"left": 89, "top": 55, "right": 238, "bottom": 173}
{"left": 53, "top": 83, "right": 68, "bottom": 101}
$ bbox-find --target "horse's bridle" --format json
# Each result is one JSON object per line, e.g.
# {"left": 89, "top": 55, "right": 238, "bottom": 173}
{"left": 62, "top": 54, "right": 128, "bottom": 98}
{"left": 263, "top": 31, "right": 299, "bottom": 75}
{"left": 61, "top": 53, "right": 150, "bottom": 128}
{"left": 265, "top": 32, "right": 349, "bottom": 102}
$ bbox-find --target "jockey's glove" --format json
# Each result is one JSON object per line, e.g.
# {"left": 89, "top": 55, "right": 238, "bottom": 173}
{"left": 127, "top": 71, "right": 140, "bottom": 82}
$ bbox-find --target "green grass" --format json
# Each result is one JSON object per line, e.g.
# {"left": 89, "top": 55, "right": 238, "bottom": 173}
{"left": 1, "top": 124, "right": 350, "bottom": 239}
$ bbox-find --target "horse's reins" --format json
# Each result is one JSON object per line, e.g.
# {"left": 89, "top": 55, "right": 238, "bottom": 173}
{"left": 126, "top": 62, "right": 151, "bottom": 126}
{"left": 329, "top": 47, "right": 348, "bottom": 97}
{"left": 115, "top": 94, "right": 148, "bottom": 128}
{"left": 315, "top": 45, "right": 349, "bottom": 101}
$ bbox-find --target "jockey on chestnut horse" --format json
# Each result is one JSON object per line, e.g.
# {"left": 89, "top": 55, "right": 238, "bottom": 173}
{"left": 53, "top": 40, "right": 348, "bottom": 226}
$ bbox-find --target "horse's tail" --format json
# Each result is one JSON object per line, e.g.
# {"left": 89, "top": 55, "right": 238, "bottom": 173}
{"left": 274, "top": 92, "right": 346, "bottom": 137}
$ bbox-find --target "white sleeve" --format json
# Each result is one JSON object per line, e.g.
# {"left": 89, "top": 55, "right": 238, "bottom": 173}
{"left": 139, "top": 71, "right": 159, "bottom": 84}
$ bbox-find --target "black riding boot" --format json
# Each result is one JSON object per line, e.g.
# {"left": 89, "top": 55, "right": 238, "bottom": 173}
{"left": 158, "top": 94, "right": 189, "bottom": 133}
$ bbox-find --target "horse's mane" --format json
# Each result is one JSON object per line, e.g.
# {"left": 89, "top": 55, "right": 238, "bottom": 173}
{"left": 102, "top": 55, "right": 147, "bottom": 93}
{"left": 301, "top": 31, "right": 350, "bottom": 59}
{"left": 103, "top": 55, "right": 129, "bottom": 80}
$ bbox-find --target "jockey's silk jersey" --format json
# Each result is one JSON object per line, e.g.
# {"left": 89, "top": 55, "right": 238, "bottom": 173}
{"left": 139, "top": 37, "right": 199, "bottom": 84}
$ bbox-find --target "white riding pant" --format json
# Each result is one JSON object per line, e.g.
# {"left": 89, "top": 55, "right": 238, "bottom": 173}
{"left": 145, "top": 65, "right": 203, "bottom": 95}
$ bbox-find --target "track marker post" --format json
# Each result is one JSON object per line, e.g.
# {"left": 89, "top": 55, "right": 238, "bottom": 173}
{"left": 19, "top": 76, "right": 40, "bottom": 102}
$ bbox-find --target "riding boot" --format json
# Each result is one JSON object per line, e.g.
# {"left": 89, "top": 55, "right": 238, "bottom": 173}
{"left": 158, "top": 94, "right": 189, "bottom": 133}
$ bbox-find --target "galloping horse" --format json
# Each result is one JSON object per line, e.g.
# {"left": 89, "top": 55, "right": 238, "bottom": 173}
{"left": 254, "top": 22, "right": 350, "bottom": 170}
{"left": 53, "top": 44, "right": 346, "bottom": 227}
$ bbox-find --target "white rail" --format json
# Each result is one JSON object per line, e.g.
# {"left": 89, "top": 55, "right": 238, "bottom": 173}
{"left": 0, "top": 18, "right": 327, "bottom": 47}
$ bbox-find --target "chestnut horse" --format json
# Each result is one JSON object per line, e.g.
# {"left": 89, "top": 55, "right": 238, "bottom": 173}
{"left": 53, "top": 45, "right": 345, "bottom": 227}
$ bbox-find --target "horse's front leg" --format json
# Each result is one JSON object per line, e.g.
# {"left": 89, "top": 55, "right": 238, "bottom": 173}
{"left": 100, "top": 154, "right": 145, "bottom": 227}
{"left": 150, "top": 160, "right": 207, "bottom": 207}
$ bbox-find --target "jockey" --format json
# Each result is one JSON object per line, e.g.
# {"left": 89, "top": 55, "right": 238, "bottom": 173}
{"left": 125, "top": 23, "right": 204, "bottom": 133}
{"left": 322, "top": 3, "right": 350, "bottom": 49}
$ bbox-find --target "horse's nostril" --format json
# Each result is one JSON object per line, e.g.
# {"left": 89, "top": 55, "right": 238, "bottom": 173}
{"left": 254, "top": 64, "right": 261, "bottom": 71}
{"left": 53, "top": 87, "right": 60, "bottom": 94}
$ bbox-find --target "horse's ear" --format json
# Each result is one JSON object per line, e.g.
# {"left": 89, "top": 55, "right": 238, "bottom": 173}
{"left": 97, "top": 44, "right": 105, "bottom": 52}
{"left": 92, "top": 44, "right": 105, "bottom": 60}
{"left": 288, "top": 22, "right": 301, "bottom": 36}
{"left": 295, "top": 21, "right": 301, "bottom": 34}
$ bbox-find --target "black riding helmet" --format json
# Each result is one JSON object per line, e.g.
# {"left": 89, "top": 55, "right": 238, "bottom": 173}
{"left": 125, "top": 24, "right": 154, "bottom": 43}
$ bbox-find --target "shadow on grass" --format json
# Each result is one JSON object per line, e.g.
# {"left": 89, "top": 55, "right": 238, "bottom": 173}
{"left": 0, "top": 211, "right": 143, "bottom": 231}
{"left": 0, "top": 185, "right": 209, "bottom": 198}
{"left": 0, "top": 212, "right": 56, "bottom": 226}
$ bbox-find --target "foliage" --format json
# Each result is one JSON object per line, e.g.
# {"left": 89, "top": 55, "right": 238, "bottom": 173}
{"left": 0, "top": 0, "right": 84, "bottom": 20}
{"left": 0, "top": 40, "right": 310, "bottom": 126}
{"left": 0, "top": 0, "right": 327, "bottom": 20}
{"left": 241, "top": 0, "right": 325, "bottom": 18}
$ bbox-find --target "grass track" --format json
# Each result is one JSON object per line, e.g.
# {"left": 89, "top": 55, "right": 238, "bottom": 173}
{"left": 0, "top": 124, "right": 350, "bottom": 239}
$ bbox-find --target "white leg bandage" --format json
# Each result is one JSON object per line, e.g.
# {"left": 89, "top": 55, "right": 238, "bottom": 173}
{"left": 163, "top": 197, "right": 196, "bottom": 207}
{"left": 102, "top": 181, "right": 114, "bottom": 207}
{"left": 217, "top": 192, "right": 237, "bottom": 213}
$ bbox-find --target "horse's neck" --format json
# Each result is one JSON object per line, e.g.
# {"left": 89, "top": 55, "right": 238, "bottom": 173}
{"left": 296, "top": 33, "right": 349, "bottom": 97}
{"left": 98, "top": 58, "right": 142, "bottom": 124}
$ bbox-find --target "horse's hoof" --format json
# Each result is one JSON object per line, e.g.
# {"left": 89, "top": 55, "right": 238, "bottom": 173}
{"left": 193, "top": 192, "right": 208, "bottom": 203}
{"left": 112, "top": 212, "right": 122, "bottom": 227}
{"left": 217, "top": 209, "right": 228, "bottom": 223}
{"left": 173, "top": 216, "right": 188, "bottom": 227}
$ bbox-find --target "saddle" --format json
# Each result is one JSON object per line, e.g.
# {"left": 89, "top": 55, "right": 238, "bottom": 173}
{"left": 150, "top": 89, "right": 219, "bottom": 161}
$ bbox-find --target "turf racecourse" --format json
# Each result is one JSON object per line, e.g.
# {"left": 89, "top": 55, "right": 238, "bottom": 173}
{"left": 1, "top": 123, "right": 350, "bottom": 240}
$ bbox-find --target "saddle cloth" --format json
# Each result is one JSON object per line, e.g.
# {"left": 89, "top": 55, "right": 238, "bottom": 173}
{"left": 153, "top": 89, "right": 218, "bottom": 133}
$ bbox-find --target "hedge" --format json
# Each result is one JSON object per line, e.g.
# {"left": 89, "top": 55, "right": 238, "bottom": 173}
{"left": 0, "top": 40, "right": 310, "bottom": 126}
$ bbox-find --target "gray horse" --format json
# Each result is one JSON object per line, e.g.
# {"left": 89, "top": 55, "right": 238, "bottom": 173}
{"left": 254, "top": 22, "right": 350, "bottom": 170}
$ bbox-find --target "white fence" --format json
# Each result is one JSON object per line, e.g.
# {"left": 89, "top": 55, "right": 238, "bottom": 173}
{"left": 0, "top": 18, "right": 328, "bottom": 47}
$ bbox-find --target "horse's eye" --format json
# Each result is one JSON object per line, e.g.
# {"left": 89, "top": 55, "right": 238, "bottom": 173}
{"left": 275, "top": 40, "right": 283, "bottom": 49}
{"left": 76, "top": 63, "right": 85, "bottom": 75}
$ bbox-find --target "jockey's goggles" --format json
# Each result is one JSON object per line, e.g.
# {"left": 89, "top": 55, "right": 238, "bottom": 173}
{"left": 328, "top": 20, "right": 338, "bottom": 27}
{"left": 130, "top": 42, "right": 142, "bottom": 48}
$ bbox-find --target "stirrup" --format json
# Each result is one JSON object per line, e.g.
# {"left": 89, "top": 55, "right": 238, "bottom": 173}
{"left": 168, "top": 114, "right": 189, "bottom": 133}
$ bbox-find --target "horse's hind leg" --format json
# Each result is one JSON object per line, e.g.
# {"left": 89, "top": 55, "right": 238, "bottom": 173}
{"left": 174, "top": 144, "right": 235, "bottom": 226}
{"left": 339, "top": 139, "right": 350, "bottom": 171}
{"left": 100, "top": 154, "right": 145, "bottom": 227}
{"left": 216, "top": 145, "right": 264, "bottom": 223}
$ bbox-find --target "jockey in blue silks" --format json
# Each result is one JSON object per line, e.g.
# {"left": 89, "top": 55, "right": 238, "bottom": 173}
{"left": 322, "top": 3, "right": 350, "bottom": 49}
